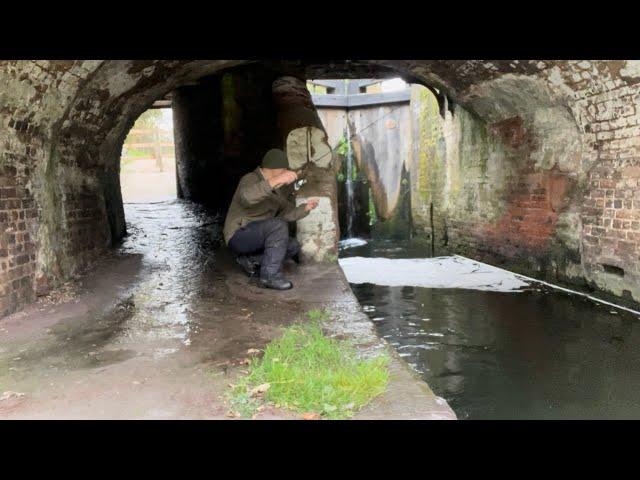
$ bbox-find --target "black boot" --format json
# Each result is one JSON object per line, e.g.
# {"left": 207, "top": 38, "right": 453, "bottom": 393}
{"left": 247, "top": 254, "right": 263, "bottom": 267}
{"left": 259, "top": 273, "right": 293, "bottom": 290}
{"left": 235, "top": 255, "right": 258, "bottom": 277}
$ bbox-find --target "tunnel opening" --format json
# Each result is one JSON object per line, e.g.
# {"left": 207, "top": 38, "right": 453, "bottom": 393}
{"left": 119, "top": 107, "right": 177, "bottom": 203}
{"left": 170, "top": 67, "right": 282, "bottom": 216}
{"left": 311, "top": 77, "right": 414, "bottom": 247}
{"left": 111, "top": 63, "right": 341, "bottom": 269}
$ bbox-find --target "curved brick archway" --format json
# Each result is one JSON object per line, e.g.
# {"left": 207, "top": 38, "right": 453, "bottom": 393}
{"left": 2, "top": 59, "right": 640, "bottom": 316}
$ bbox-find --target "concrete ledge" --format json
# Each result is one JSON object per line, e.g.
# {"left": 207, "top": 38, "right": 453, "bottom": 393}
{"left": 312, "top": 90, "right": 411, "bottom": 108}
{"left": 249, "top": 262, "right": 457, "bottom": 420}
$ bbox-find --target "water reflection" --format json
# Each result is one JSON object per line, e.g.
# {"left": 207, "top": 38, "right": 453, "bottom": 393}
{"left": 344, "top": 239, "right": 640, "bottom": 419}
{"left": 117, "top": 200, "right": 222, "bottom": 348}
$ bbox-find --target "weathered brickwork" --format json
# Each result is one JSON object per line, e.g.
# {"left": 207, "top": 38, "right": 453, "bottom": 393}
{"left": 0, "top": 60, "right": 105, "bottom": 312}
{"left": 2, "top": 59, "right": 640, "bottom": 317}
{"left": 409, "top": 60, "right": 640, "bottom": 305}
{"left": 474, "top": 118, "right": 574, "bottom": 255}
{"left": 541, "top": 61, "right": 640, "bottom": 301}
{"left": 409, "top": 90, "right": 577, "bottom": 273}
{"left": 0, "top": 163, "right": 38, "bottom": 316}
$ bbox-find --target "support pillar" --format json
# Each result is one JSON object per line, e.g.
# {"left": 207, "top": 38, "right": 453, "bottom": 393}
{"left": 172, "top": 79, "right": 225, "bottom": 206}
{"left": 272, "top": 76, "right": 339, "bottom": 262}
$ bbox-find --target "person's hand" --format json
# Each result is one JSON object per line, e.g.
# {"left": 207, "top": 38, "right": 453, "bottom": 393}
{"left": 304, "top": 198, "right": 320, "bottom": 212}
{"left": 268, "top": 170, "right": 298, "bottom": 188}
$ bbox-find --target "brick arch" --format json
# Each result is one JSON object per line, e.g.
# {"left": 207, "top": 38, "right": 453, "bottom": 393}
{"left": 3, "top": 59, "right": 640, "bottom": 316}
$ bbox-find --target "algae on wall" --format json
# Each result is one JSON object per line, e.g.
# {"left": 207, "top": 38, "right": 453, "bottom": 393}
{"left": 317, "top": 104, "right": 413, "bottom": 239}
{"left": 410, "top": 85, "right": 445, "bottom": 235}
{"left": 409, "top": 84, "right": 514, "bottom": 254}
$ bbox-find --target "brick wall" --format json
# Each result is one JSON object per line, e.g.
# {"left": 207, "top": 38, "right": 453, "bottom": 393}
{"left": 563, "top": 62, "right": 640, "bottom": 301}
{"left": 409, "top": 96, "right": 578, "bottom": 272}
{"left": 409, "top": 61, "right": 640, "bottom": 305}
{"left": 0, "top": 163, "right": 38, "bottom": 316}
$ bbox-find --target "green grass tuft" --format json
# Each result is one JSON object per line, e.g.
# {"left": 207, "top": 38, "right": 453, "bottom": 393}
{"left": 228, "top": 310, "right": 389, "bottom": 419}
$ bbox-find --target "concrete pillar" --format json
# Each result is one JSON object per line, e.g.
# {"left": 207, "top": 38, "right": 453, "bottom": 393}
{"left": 172, "top": 79, "right": 225, "bottom": 206}
{"left": 272, "top": 76, "right": 339, "bottom": 262}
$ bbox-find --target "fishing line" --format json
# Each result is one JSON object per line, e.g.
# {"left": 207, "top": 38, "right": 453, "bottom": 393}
{"left": 303, "top": 104, "right": 403, "bottom": 166}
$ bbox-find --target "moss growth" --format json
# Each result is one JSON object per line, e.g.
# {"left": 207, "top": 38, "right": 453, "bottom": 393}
{"left": 367, "top": 188, "right": 378, "bottom": 226}
{"left": 323, "top": 252, "right": 338, "bottom": 263}
{"left": 335, "top": 135, "right": 350, "bottom": 157}
{"left": 414, "top": 86, "right": 446, "bottom": 210}
{"left": 221, "top": 72, "right": 241, "bottom": 144}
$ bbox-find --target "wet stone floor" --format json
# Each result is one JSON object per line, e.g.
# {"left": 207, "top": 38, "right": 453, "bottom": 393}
{"left": 0, "top": 201, "right": 454, "bottom": 419}
{"left": 341, "top": 238, "right": 640, "bottom": 420}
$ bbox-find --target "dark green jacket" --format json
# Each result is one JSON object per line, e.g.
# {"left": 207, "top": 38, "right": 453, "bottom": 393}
{"left": 223, "top": 167, "right": 309, "bottom": 244}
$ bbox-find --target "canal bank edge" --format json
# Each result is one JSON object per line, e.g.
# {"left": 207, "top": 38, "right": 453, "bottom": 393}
{"left": 325, "top": 264, "right": 457, "bottom": 420}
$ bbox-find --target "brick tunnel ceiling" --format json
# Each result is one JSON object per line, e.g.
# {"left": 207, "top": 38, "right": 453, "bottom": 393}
{"left": 44, "top": 59, "right": 637, "bottom": 173}
{"left": 35, "top": 60, "right": 630, "bottom": 163}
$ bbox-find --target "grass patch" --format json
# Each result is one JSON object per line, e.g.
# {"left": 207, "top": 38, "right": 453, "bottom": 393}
{"left": 228, "top": 309, "right": 389, "bottom": 419}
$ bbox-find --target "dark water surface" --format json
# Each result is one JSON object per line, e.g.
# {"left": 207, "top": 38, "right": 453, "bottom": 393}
{"left": 341, "top": 239, "right": 640, "bottom": 419}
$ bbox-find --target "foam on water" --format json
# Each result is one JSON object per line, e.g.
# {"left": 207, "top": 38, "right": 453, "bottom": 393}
{"left": 339, "top": 238, "right": 368, "bottom": 249}
{"left": 338, "top": 255, "right": 530, "bottom": 292}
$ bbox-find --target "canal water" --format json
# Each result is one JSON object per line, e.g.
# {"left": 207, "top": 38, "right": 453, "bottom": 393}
{"left": 339, "top": 238, "right": 640, "bottom": 420}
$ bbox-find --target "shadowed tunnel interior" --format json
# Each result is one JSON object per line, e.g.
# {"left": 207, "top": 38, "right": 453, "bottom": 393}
{"left": 2, "top": 60, "right": 640, "bottom": 318}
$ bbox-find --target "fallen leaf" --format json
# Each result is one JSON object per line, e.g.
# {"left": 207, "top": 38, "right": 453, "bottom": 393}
{"left": 225, "top": 411, "right": 237, "bottom": 418}
{"left": 0, "top": 391, "right": 25, "bottom": 401}
{"left": 302, "top": 412, "right": 321, "bottom": 420}
{"left": 250, "top": 383, "right": 271, "bottom": 397}
{"left": 247, "top": 348, "right": 261, "bottom": 355}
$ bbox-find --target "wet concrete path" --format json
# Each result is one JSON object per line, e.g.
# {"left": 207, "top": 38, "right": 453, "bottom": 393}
{"left": 0, "top": 201, "right": 454, "bottom": 419}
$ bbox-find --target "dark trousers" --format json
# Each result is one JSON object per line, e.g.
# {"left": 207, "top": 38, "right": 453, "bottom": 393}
{"left": 228, "top": 218, "right": 300, "bottom": 279}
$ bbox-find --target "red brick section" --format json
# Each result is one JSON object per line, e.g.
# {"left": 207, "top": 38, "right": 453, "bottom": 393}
{"left": 445, "top": 116, "right": 576, "bottom": 264}
{"left": 489, "top": 116, "right": 533, "bottom": 151}
{"left": 63, "top": 189, "right": 109, "bottom": 268}
{"left": 481, "top": 167, "right": 573, "bottom": 256}
{"left": 483, "top": 117, "right": 573, "bottom": 257}
{"left": 0, "top": 164, "right": 38, "bottom": 317}
{"left": 446, "top": 169, "right": 574, "bottom": 263}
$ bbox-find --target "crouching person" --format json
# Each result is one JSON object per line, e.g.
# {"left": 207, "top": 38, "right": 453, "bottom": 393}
{"left": 223, "top": 149, "right": 319, "bottom": 290}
